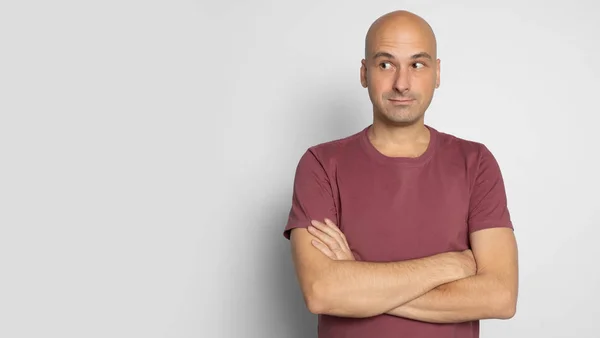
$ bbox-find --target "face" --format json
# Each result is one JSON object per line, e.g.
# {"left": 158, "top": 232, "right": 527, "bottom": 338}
{"left": 360, "top": 26, "right": 440, "bottom": 125}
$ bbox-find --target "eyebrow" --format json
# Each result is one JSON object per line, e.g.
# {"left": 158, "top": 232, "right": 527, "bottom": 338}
{"left": 372, "top": 51, "right": 433, "bottom": 60}
{"left": 410, "top": 52, "right": 433, "bottom": 60}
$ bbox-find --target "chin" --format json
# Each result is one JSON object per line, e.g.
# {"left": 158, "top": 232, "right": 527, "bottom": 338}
{"left": 380, "top": 111, "right": 422, "bottom": 126}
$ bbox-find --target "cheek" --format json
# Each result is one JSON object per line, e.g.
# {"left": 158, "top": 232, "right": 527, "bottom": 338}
{"left": 413, "top": 77, "right": 436, "bottom": 94}
{"left": 368, "top": 76, "right": 391, "bottom": 96}
{"left": 366, "top": 86, "right": 379, "bottom": 103}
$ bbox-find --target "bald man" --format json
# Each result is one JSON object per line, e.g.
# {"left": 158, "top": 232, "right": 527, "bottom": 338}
{"left": 283, "top": 10, "right": 518, "bottom": 338}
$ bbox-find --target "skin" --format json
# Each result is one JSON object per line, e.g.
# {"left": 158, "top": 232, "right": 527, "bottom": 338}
{"left": 360, "top": 10, "right": 440, "bottom": 158}
{"left": 308, "top": 218, "right": 518, "bottom": 322}
{"left": 291, "top": 225, "right": 477, "bottom": 318}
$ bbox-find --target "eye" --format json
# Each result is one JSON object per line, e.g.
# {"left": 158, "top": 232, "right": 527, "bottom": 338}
{"left": 413, "top": 62, "right": 425, "bottom": 69}
{"left": 379, "top": 62, "right": 393, "bottom": 70}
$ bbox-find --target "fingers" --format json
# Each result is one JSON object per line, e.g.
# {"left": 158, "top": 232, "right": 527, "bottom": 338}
{"left": 309, "top": 219, "right": 352, "bottom": 255}
{"left": 311, "top": 239, "right": 336, "bottom": 259}
{"left": 309, "top": 220, "right": 345, "bottom": 249}
{"left": 308, "top": 221, "right": 339, "bottom": 249}
{"left": 324, "top": 218, "right": 347, "bottom": 241}
{"left": 310, "top": 219, "right": 345, "bottom": 241}
{"left": 308, "top": 219, "right": 356, "bottom": 261}
{"left": 320, "top": 218, "right": 350, "bottom": 248}
{"left": 323, "top": 219, "right": 352, "bottom": 256}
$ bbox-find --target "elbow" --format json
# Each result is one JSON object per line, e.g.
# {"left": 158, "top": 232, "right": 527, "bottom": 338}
{"left": 304, "top": 281, "right": 371, "bottom": 318}
{"left": 498, "top": 300, "right": 517, "bottom": 320}
{"left": 306, "top": 297, "right": 326, "bottom": 315}
{"left": 302, "top": 272, "right": 370, "bottom": 318}
{"left": 496, "top": 304, "right": 516, "bottom": 320}
{"left": 305, "top": 290, "right": 325, "bottom": 315}
{"left": 494, "top": 288, "right": 517, "bottom": 319}
{"left": 303, "top": 280, "right": 331, "bottom": 315}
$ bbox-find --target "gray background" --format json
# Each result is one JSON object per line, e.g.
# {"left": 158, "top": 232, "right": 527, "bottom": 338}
{"left": 1, "top": 0, "right": 598, "bottom": 337}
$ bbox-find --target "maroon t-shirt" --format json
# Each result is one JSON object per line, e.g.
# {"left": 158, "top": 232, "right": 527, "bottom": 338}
{"left": 283, "top": 124, "right": 513, "bottom": 338}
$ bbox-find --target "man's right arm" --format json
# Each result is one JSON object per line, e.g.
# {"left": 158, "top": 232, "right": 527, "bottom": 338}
{"left": 290, "top": 228, "right": 474, "bottom": 318}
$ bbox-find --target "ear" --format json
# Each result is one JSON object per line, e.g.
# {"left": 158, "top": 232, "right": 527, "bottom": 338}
{"left": 435, "top": 58, "right": 441, "bottom": 88}
{"left": 360, "top": 59, "right": 368, "bottom": 88}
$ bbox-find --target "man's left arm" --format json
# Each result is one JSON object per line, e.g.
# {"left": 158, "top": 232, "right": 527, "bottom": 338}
{"left": 386, "top": 226, "right": 518, "bottom": 323}
{"left": 387, "top": 144, "right": 518, "bottom": 323}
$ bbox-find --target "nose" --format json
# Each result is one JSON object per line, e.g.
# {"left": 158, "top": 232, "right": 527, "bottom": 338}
{"left": 393, "top": 67, "right": 410, "bottom": 93}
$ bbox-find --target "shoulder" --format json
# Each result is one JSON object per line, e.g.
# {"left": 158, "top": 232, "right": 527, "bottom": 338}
{"left": 433, "top": 127, "right": 496, "bottom": 164}
{"left": 290, "top": 128, "right": 365, "bottom": 189}
{"left": 300, "top": 128, "right": 366, "bottom": 167}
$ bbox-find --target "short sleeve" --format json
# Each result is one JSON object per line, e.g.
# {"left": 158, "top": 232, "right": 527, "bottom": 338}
{"left": 283, "top": 149, "right": 338, "bottom": 240}
{"left": 468, "top": 144, "right": 513, "bottom": 233}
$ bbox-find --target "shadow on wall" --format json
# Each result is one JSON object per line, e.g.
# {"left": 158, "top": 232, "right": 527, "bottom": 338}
{"left": 269, "top": 203, "right": 318, "bottom": 338}
{"left": 266, "top": 86, "right": 367, "bottom": 337}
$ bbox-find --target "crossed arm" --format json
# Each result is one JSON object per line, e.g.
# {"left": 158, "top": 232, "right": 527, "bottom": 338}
{"left": 287, "top": 146, "right": 518, "bottom": 323}
{"left": 290, "top": 220, "right": 518, "bottom": 323}
{"left": 385, "top": 226, "right": 518, "bottom": 323}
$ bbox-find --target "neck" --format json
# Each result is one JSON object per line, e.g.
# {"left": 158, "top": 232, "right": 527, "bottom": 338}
{"left": 368, "top": 117, "right": 431, "bottom": 158}
{"left": 370, "top": 117, "right": 428, "bottom": 144}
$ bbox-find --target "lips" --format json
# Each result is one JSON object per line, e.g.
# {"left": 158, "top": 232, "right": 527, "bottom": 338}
{"left": 388, "top": 98, "right": 415, "bottom": 103}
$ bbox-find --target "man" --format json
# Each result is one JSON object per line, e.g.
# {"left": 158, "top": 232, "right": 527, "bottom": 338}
{"left": 282, "top": 9, "right": 518, "bottom": 338}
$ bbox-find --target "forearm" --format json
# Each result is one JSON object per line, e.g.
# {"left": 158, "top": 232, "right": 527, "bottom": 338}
{"left": 312, "top": 253, "right": 465, "bottom": 318}
{"left": 386, "top": 273, "right": 516, "bottom": 323}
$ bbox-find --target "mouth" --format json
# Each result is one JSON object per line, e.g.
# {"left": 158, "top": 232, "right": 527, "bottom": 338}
{"left": 388, "top": 98, "right": 415, "bottom": 105}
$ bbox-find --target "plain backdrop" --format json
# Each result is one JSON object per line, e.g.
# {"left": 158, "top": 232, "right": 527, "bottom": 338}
{"left": 1, "top": 0, "right": 599, "bottom": 337}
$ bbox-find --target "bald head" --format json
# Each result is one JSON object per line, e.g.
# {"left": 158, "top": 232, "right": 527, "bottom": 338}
{"left": 359, "top": 10, "right": 441, "bottom": 126}
{"left": 365, "top": 10, "right": 437, "bottom": 60}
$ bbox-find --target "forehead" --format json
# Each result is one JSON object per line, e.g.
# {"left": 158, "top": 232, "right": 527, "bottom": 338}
{"left": 368, "top": 24, "right": 435, "bottom": 58}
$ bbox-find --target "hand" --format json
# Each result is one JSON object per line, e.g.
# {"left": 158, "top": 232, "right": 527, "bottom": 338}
{"left": 454, "top": 249, "right": 477, "bottom": 278}
{"left": 307, "top": 218, "right": 356, "bottom": 261}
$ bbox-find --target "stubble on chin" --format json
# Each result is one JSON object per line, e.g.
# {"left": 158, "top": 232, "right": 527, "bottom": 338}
{"left": 377, "top": 101, "right": 422, "bottom": 126}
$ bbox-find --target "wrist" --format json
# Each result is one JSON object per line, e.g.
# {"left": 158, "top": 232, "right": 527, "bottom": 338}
{"left": 437, "top": 252, "right": 470, "bottom": 281}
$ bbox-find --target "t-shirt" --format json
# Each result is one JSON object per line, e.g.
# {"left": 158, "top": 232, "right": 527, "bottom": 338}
{"left": 283, "top": 124, "right": 513, "bottom": 338}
